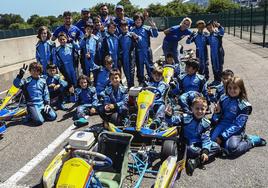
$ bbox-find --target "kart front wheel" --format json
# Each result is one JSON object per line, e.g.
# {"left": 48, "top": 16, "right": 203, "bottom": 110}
{"left": 161, "top": 140, "right": 178, "bottom": 161}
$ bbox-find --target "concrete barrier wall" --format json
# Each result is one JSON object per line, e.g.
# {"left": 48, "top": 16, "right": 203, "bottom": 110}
{"left": 0, "top": 35, "right": 37, "bottom": 68}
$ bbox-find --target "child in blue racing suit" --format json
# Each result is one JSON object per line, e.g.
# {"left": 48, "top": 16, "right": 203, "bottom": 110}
{"left": 99, "top": 69, "right": 128, "bottom": 126}
{"left": 53, "top": 32, "right": 80, "bottom": 88}
{"left": 92, "top": 55, "right": 113, "bottom": 97}
{"left": 79, "top": 23, "right": 100, "bottom": 77}
{"left": 147, "top": 67, "right": 169, "bottom": 128}
{"left": 45, "top": 64, "right": 68, "bottom": 110}
{"left": 207, "top": 69, "right": 234, "bottom": 104}
{"left": 206, "top": 20, "right": 225, "bottom": 82}
{"left": 13, "top": 62, "right": 57, "bottom": 125}
{"left": 211, "top": 76, "right": 266, "bottom": 157}
{"left": 36, "top": 26, "right": 55, "bottom": 75}
{"left": 70, "top": 75, "right": 99, "bottom": 127}
{"left": 165, "top": 97, "right": 221, "bottom": 176}
{"left": 186, "top": 20, "right": 209, "bottom": 80}
{"left": 119, "top": 20, "right": 139, "bottom": 88}
{"left": 131, "top": 12, "right": 158, "bottom": 85}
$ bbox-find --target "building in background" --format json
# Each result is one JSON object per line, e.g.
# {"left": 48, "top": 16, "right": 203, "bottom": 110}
{"left": 232, "top": 0, "right": 261, "bottom": 7}
{"left": 182, "top": 0, "right": 209, "bottom": 7}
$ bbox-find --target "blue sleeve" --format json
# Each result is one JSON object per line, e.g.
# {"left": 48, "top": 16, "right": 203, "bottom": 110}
{"left": 169, "top": 26, "right": 179, "bottom": 34}
{"left": 13, "top": 77, "right": 24, "bottom": 88}
{"left": 70, "top": 89, "right": 79, "bottom": 103}
{"left": 186, "top": 33, "right": 196, "bottom": 44}
{"left": 59, "top": 77, "right": 68, "bottom": 88}
{"left": 92, "top": 88, "right": 99, "bottom": 108}
{"left": 116, "top": 91, "right": 128, "bottom": 112}
{"left": 201, "top": 129, "right": 212, "bottom": 151}
{"left": 165, "top": 114, "right": 181, "bottom": 125}
{"left": 220, "top": 107, "right": 251, "bottom": 140}
{"left": 43, "top": 82, "right": 50, "bottom": 105}
{"left": 150, "top": 27, "right": 158, "bottom": 38}
{"left": 178, "top": 93, "right": 191, "bottom": 113}
{"left": 218, "top": 26, "right": 224, "bottom": 36}
{"left": 36, "top": 44, "right": 41, "bottom": 62}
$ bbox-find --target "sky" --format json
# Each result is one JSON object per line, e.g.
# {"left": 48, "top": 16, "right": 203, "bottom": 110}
{"left": 0, "top": 0, "right": 173, "bottom": 21}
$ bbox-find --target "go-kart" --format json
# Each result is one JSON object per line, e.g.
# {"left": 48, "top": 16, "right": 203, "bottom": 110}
{"left": 107, "top": 86, "right": 178, "bottom": 143}
{"left": 105, "top": 86, "right": 186, "bottom": 187}
{"left": 43, "top": 131, "right": 133, "bottom": 188}
{"left": 0, "top": 84, "right": 27, "bottom": 121}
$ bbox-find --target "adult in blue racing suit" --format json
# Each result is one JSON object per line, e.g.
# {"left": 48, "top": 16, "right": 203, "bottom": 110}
{"left": 75, "top": 8, "right": 93, "bottom": 34}
{"left": 162, "top": 17, "right": 192, "bottom": 64}
{"left": 52, "top": 11, "right": 84, "bottom": 42}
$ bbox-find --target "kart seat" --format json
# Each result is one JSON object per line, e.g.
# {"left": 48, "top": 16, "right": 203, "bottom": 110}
{"left": 95, "top": 172, "right": 120, "bottom": 188}
{"left": 96, "top": 132, "right": 133, "bottom": 187}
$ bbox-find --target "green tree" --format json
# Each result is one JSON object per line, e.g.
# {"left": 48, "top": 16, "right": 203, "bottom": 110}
{"left": 27, "top": 14, "right": 39, "bottom": 25}
{"left": 32, "top": 17, "right": 50, "bottom": 28}
{"left": 0, "top": 14, "right": 24, "bottom": 29}
{"left": 8, "top": 23, "right": 32, "bottom": 29}
{"left": 207, "top": 0, "right": 239, "bottom": 13}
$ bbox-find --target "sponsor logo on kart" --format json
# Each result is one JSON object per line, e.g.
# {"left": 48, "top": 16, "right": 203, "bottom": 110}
{"left": 140, "top": 103, "right": 146, "bottom": 109}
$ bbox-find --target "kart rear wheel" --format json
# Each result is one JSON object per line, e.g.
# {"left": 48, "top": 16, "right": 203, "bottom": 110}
{"left": 161, "top": 140, "right": 178, "bottom": 161}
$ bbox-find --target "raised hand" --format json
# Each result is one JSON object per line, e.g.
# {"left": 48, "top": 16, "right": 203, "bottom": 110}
{"left": 18, "top": 64, "right": 28, "bottom": 79}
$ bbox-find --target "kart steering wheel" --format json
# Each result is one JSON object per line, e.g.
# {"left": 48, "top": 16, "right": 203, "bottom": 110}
{"left": 142, "top": 86, "right": 162, "bottom": 100}
{"left": 73, "top": 150, "right": 113, "bottom": 170}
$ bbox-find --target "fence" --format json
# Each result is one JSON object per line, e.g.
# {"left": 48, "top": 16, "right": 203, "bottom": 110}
{"left": 153, "top": 1, "right": 267, "bottom": 48}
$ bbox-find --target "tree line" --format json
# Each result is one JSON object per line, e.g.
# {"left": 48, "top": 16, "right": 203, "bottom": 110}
{"left": 2, "top": 0, "right": 265, "bottom": 30}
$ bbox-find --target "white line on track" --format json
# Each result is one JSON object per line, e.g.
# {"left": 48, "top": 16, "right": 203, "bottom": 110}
{"left": 4, "top": 43, "right": 163, "bottom": 185}
{"left": 0, "top": 90, "right": 8, "bottom": 95}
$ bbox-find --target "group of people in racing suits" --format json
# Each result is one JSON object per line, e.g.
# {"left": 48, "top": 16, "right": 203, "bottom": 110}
{"left": 14, "top": 4, "right": 266, "bottom": 177}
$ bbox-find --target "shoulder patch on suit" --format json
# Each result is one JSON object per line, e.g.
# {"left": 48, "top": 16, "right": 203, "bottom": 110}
{"left": 179, "top": 74, "right": 187, "bottom": 80}
{"left": 196, "top": 74, "right": 205, "bottom": 80}
{"left": 182, "top": 114, "right": 193, "bottom": 124}
{"left": 238, "top": 99, "right": 252, "bottom": 114}
{"left": 25, "top": 77, "right": 32, "bottom": 83}
{"left": 75, "top": 88, "right": 82, "bottom": 94}
{"left": 201, "top": 118, "right": 210, "bottom": 129}
{"left": 220, "top": 94, "right": 228, "bottom": 102}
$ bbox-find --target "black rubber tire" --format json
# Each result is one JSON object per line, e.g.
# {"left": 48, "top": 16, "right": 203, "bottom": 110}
{"left": 161, "top": 140, "right": 178, "bottom": 161}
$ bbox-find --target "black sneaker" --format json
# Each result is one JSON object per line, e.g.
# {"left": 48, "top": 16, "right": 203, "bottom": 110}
{"left": 185, "top": 159, "right": 195, "bottom": 176}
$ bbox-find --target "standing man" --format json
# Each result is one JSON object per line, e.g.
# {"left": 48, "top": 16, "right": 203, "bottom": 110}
{"left": 99, "top": 4, "right": 114, "bottom": 28}
{"left": 52, "top": 11, "right": 84, "bottom": 42}
{"left": 113, "top": 4, "right": 134, "bottom": 36}
{"left": 162, "top": 17, "right": 192, "bottom": 64}
{"left": 75, "top": 8, "right": 93, "bottom": 34}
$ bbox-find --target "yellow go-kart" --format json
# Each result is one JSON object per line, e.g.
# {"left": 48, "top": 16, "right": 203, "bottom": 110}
{"left": 0, "top": 84, "right": 27, "bottom": 121}
{"left": 42, "top": 131, "right": 133, "bottom": 188}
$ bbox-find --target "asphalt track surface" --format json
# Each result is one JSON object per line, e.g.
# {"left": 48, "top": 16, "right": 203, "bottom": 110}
{"left": 0, "top": 32, "right": 268, "bottom": 188}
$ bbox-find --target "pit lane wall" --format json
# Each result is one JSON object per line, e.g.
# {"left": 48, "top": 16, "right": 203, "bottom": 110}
{"left": 0, "top": 35, "right": 37, "bottom": 68}
{"left": 0, "top": 35, "right": 37, "bottom": 94}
